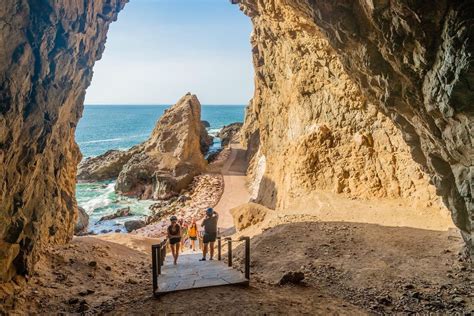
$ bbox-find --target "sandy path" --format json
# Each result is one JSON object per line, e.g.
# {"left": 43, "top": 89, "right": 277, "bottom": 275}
{"left": 213, "top": 142, "right": 250, "bottom": 231}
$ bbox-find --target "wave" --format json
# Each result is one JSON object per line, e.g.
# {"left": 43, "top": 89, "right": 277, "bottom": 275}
{"left": 80, "top": 183, "right": 115, "bottom": 213}
{"left": 79, "top": 134, "right": 148, "bottom": 145}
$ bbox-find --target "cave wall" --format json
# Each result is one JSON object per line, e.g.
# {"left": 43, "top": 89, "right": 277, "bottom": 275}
{"left": 0, "top": 0, "right": 127, "bottom": 282}
{"left": 238, "top": 0, "right": 472, "bottom": 252}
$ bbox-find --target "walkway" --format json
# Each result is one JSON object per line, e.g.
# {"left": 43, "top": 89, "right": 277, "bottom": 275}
{"left": 214, "top": 141, "right": 251, "bottom": 231}
{"left": 155, "top": 250, "right": 248, "bottom": 296}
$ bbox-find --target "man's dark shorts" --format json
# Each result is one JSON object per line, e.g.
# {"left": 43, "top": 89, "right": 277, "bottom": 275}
{"left": 203, "top": 232, "right": 217, "bottom": 244}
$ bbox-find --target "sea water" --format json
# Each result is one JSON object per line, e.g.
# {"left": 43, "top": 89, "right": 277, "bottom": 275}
{"left": 75, "top": 105, "right": 245, "bottom": 233}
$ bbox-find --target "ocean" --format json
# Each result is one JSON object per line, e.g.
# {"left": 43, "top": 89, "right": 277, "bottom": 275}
{"left": 75, "top": 105, "right": 246, "bottom": 233}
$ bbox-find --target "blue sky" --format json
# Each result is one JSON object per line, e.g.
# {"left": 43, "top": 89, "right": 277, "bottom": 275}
{"left": 85, "top": 0, "right": 254, "bottom": 105}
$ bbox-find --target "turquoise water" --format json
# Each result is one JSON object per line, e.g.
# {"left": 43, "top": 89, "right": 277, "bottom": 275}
{"left": 75, "top": 105, "right": 245, "bottom": 233}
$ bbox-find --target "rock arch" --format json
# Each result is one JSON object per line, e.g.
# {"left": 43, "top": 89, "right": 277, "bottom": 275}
{"left": 0, "top": 0, "right": 471, "bottom": 283}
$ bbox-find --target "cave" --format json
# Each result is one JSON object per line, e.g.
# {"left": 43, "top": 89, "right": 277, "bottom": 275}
{"left": 0, "top": 0, "right": 472, "bottom": 298}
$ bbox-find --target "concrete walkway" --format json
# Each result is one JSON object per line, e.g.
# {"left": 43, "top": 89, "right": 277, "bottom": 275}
{"left": 214, "top": 142, "right": 251, "bottom": 232}
{"left": 156, "top": 250, "right": 248, "bottom": 295}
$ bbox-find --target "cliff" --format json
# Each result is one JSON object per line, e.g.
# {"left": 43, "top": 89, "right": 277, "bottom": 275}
{"left": 237, "top": 0, "right": 472, "bottom": 250}
{"left": 0, "top": 0, "right": 128, "bottom": 283}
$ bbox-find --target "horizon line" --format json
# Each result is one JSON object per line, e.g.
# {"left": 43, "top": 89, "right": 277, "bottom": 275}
{"left": 84, "top": 103, "right": 248, "bottom": 106}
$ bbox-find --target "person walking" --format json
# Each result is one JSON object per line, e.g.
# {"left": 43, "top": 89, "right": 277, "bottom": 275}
{"left": 178, "top": 218, "right": 188, "bottom": 253}
{"left": 200, "top": 208, "right": 218, "bottom": 261}
{"left": 167, "top": 216, "right": 181, "bottom": 265}
{"left": 188, "top": 218, "right": 198, "bottom": 251}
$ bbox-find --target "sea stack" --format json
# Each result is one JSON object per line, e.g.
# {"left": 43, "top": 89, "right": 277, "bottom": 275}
{"left": 115, "top": 93, "right": 208, "bottom": 199}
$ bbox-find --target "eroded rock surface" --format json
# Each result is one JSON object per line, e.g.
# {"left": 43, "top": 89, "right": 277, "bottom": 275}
{"left": 77, "top": 149, "right": 136, "bottom": 181}
{"left": 0, "top": 0, "right": 128, "bottom": 282}
{"left": 115, "top": 93, "right": 208, "bottom": 200}
{"left": 237, "top": 0, "right": 473, "bottom": 252}
{"left": 218, "top": 122, "right": 243, "bottom": 147}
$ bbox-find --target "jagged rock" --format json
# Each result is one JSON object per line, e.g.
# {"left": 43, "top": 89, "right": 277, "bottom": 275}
{"left": 201, "top": 120, "right": 211, "bottom": 128}
{"left": 200, "top": 122, "right": 214, "bottom": 154}
{"left": 124, "top": 220, "right": 146, "bottom": 233}
{"left": 74, "top": 207, "right": 89, "bottom": 236}
{"left": 115, "top": 93, "right": 208, "bottom": 200}
{"left": 230, "top": 202, "right": 269, "bottom": 231}
{"left": 218, "top": 123, "right": 243, "bottom": 147}
{"left": 77, "top": 150, "right": 136, "bottom": 181}
{"left": 0, "top": 0, "right": 128, "bottom": 282}
{"left": 237, "top": 0, "right": 472, "bottom": 252}
{"left": 98, "top": 207, "right": 132, "bottom": 222}
{"left": 279, "top": 271, "right": 305, "bottom": 285}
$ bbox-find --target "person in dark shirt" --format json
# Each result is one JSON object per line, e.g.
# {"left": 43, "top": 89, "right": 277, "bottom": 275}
{"left": 200, "top": 208, "right": 218, "bottom": 261}
{"left": 167, "top": 215, "right": 181, "bottom": 265}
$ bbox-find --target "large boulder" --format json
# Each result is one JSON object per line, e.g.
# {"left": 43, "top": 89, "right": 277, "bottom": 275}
{"left": 74, "top": 207, "right": 89, "bottom": 236}
{"left": 124, "top": 220, "right": 146, "bottom": 233}
{"left": 200, "top": 122, "right": 214, "bottom": 154}
{"left": 230, "top": 202, "right": 270, "bottom": 231}
{"left": 115, "top": 93, "right": 208, "bottom": 199}
{"left": 218, "top": 123, "right": 243, "bottom": 147}
{"left": 77, "top": 149, "right": 136, "bottom": 181}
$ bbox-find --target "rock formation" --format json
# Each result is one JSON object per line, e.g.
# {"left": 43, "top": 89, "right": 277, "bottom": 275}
{"left": 218, "top": 122, "right": 243, "bottom": 147}
{"left": 236, "top": 0, "right": 472, "bottom": 252}
{"left": 115, "top": 93, "right": 208, "bottom": 200}
{"left": 77, "top": 96, "right": 212, "bottom": 184}
{"left": 77, "top": 149, "right": 136, "bottom": 181}
{"left": 0, "top": 0, "right": 128, "bottom": 283}
{"left": 74, "top": 207, "right": 89, "bottom": 236}
{"left": 0, "top": 0, "right": 472, "bottom": 285}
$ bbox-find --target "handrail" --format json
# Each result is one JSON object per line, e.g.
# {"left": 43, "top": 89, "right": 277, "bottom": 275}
{"left": 152, "top": 235, "right": 250, "bottom": 296}
{"left": 151, "top": 239, "right": 168, "bottom": 295}
{"left": 218, "top": 236, "right": 250, "bottom": 280}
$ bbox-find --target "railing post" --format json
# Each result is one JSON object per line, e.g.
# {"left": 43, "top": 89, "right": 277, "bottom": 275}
{"left": 217, "top": 237, "right": 222, "bottom": 261}
{"left": 244, "top": 236, "right": 250, "bottom": 280}
{"left": 226, "top": 237, "right": 232, "bottom": 267}
{"left": 152, "top": 245, "right": 158, "bottom": 294}
{"left": 157, "top": 244, "right": 161, "bottom": 275}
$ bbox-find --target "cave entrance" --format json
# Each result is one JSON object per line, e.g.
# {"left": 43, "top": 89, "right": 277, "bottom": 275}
{"left": 75, "top": 1, "right": 253, "bottom": 234}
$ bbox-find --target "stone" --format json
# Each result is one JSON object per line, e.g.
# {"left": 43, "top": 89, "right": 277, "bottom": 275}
{"left": 115, "top": 93, "right": 208, "bottom": 200}
{"left": 88, "top": 261, "right": 97, "bottom": 268}
{"left": 230, "top": 203, "right": 270, "bottom": 231}
{"left": 77, "top": 150, "right": 136, "bottom": 181}
{"left": 218, "top": 123, "right": 243, "bottom": 147}
{"left": 201, "top": 120, "right": 211, "bottom": 128}
{"left": 98, "top": 207, "right": 132, "bottom": 222}
{"left": 74, "top": 207, "right": 89, "bottom": 236}
{"left": 124, "top": 220, "right": 146, "bottom": 233}
{"left": 279, "top": 271, "right": 305, "bottom": 285}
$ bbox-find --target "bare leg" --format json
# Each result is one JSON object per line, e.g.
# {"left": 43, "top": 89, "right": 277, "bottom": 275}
{"left": 209, "top": 241, "right": 215, "bottom": 260}
{"left": 174, "top": 242, "right": 180, "bottom": 264}
{"left": 170, "top": 244, "right": 176, "bottom": 263}
{"left": 202, "top": 243, "right": 208, "bottom": 259}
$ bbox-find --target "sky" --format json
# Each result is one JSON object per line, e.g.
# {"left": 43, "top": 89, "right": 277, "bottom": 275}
{"left": 85, "top": 0, "right": 254, "bottom": 105}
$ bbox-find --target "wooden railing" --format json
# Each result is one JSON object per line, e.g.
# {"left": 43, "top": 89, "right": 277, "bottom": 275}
{"left": 151, "top": 235, "right": 251, "bottom": 296}
{"left": 151, "top": 239, "right": 167, "bottom": 295}
{"left": 219, "top": 236, "right": 251, "bottom": 280}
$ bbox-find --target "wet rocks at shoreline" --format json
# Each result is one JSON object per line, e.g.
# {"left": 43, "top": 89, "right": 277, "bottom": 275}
{"left": 74, "top": 207, "right": 89, "bottom": 236}
{"left": 97, "top": 207, "right": 132, "bottom": 223}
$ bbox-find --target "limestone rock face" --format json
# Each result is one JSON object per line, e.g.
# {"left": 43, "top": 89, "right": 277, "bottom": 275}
{"left": 231, "top": 202, "right": 270, "bottom": 231}
{"left": 218, "top": 123, "right": 243, "bottom": 147}
{"left": 237, "top": 0, "right": 472, "bottom": 249}
{"left": 0, "top": 0, "right": 128, "bottom": 282}
{"left": 115, "top": 94, "right": 208, "bottom": 200}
